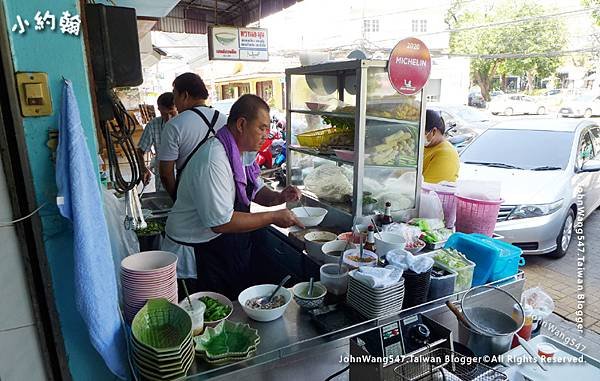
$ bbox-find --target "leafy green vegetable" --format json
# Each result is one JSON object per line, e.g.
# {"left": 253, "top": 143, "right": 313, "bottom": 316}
{"left": 421, "top": 228, "right": 453, "bottom": 244}
{"left": 432, "top": 248, "right": 474, "bottom": 291}
{"left": 135, "top": 221, "right": 165, "bottom": 237}
{"left": 200, "top": 296, "right": 232, "bottom": 322}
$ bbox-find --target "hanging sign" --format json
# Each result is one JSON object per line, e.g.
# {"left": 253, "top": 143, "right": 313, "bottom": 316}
{"left": 388, "top": 37, "right": 431, "bottom": 95}
{"left": 208, "top": 25, "right": 268, "bottom": 61}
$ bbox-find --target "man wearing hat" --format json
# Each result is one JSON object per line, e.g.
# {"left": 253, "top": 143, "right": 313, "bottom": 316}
{"left": 422, "top": 109, "right": 460, "bottom": 184}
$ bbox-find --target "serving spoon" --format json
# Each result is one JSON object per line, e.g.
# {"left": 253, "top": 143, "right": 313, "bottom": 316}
{"left": 256, "top": 274, "right": 291, "bottom": 307}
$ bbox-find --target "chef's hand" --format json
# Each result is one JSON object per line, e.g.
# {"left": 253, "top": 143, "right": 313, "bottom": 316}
{"left": 279, "top": 186, "right": 302, "bottom": 203}
{"left": 271, "top": 209, "right": 305, "bottom": 229}
{"left": 142, "top": 167, "right": 152, "bottom": 186}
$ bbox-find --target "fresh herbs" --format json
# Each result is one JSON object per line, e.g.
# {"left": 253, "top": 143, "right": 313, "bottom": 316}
{"left": 134, "top": 221, "right": 165, "bottom": 237}
{"left": 200, "top": 296, "right": 232, "bottom": 322}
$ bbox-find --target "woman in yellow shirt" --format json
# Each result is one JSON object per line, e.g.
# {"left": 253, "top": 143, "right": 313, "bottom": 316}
{"left": 422, "top": 109, "right": 460, "bottom": 184}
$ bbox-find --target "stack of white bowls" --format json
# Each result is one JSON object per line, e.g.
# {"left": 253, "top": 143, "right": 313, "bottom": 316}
{"left": 121, "top": 251, "right": 178, "bottom": 322}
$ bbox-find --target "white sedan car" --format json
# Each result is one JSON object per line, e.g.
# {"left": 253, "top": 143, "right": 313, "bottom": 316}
{"left": 559, "top": 94, "right": 600, "bottom": 118}
{"left": 459, "top": 119, "right": 600, "bottom": 258}
{"left": 489, "top": 94, "right": 547, "bottom": 116}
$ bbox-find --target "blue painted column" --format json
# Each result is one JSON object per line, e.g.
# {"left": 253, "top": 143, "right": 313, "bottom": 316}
{"left": 3, "top": 1, "right": 116, "bottom": 379}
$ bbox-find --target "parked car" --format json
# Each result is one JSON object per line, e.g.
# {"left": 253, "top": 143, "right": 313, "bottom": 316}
{"left": 490, "top": 90, "right": 505, "bottom": 99}
{"left": 459, "top": 118, "right": 600, "bottom": 258}
{"left": 468, "top": 91, "right": 486, "bottom": 108}
{"left": 559, "top": 94, "right": 600, "bottom": 118}
{"left": 428, "top": 103, "right": 493, "bottom": 151}
{"left": 489, "top": 94, "right": 547, "bottom": 116}
{"left": 543, "top": 89, "right": 562, "bottom": 97}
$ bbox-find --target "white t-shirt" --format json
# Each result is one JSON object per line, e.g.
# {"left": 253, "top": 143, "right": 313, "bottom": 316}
{"left": 165, "top": 137, "right": 264, "bottom": 244}
{"left": 158, "top": 106, "right": 228, "bottom": 170}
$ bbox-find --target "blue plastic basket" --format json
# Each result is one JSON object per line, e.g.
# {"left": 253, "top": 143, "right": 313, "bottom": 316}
{"left": 444, "top": 233, "right": 499, "bottom": 286}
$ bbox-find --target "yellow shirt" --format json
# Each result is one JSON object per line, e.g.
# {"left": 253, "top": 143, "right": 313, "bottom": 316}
{"left": 423, "top": 140, "right": 460, "bottom": 184}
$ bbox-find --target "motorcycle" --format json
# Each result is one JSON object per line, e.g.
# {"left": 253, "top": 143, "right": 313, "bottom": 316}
{"left": 256, "top": 116, "right": 286, "bottom": 169}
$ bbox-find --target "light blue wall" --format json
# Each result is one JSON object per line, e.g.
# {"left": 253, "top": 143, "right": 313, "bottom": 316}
{"left": 2, "top": 1, "right": 115, "bottom": 379}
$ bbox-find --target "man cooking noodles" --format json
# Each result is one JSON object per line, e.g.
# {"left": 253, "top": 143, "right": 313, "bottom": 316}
{"left": 165, "top": 94, "right": 304, "bottom": 299}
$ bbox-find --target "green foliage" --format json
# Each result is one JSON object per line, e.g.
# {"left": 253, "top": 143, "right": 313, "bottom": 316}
{"left": 447, "top": 0, "right": 567, "bottom": 99}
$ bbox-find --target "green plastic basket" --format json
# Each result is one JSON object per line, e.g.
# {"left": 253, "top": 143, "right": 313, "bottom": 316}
{"left": 132, "top": 298, "right": 192, "bottom": 352}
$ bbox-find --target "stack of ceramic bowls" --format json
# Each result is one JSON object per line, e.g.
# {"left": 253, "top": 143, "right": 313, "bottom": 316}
{"left": 346, "top": 272, "right": 405, "bottom": 319}
{"left": 195, "top": 320, "right": 260, "bottom": 365}
{"left": 131, "top": 299, "right": 194, "bottom": 380}
{"left": 121, "top": 251, "right": 178, "bottom": 322}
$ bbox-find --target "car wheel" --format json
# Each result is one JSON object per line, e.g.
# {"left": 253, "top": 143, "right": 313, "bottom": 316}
{"left": 584, "top": 109, "right": 592, "bottom": 118}
{"left": 537, "top": 106, "right": 546, "bottom": 115}
{"left": 548, "top": 209, "right": 574, "bottom": 259}
{"left": 491, "top": 112, "right": 499, "bottom": 115}
{"left": 504, "top": 107, "right": 513, "bottom": 116}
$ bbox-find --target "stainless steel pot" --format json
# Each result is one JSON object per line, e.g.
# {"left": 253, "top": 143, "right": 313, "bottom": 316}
{"left": 458, "top": 319, "right": 518, "bottom": 356}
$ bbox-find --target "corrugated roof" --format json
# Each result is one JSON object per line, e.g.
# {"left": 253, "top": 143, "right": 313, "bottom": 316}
{"left": 154, "top": 0, "right": 302, "bottom": 34}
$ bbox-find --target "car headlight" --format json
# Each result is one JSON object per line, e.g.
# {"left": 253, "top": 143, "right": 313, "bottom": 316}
{"left": 507, "top": 200, "right": 564, "bottom": 220}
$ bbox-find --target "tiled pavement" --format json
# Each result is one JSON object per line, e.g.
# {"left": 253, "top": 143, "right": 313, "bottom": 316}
{"left": 522, "top": 209, "right": 600, "bottom": 356}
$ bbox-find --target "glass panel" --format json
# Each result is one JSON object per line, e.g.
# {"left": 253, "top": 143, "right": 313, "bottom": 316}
{"left": 290, "top": 74, "right": 355, "bottom": 111}
{"left": 362, "top": 167, "right": 417, "bottom": 214}
{"left": 289, "top": 151, "right": 354, "bottom": 214}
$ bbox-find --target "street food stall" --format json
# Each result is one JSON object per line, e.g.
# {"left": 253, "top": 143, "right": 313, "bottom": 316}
{"left": 122, "top": 54, "right": 600, "bottom": 381}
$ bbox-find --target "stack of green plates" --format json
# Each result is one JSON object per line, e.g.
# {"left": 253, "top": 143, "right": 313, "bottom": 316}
{"left": 131, "top": 298, "right": 194, "bottom": 380}
{"left": 195, "top": 320, "right": 260, "bottom": 365}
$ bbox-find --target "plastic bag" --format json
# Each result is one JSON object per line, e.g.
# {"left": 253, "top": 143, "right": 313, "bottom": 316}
{"left": 304, "top": 165, "right": 352, "bottom": 202}
{"left": 521, "top": 287, "right": 555, "bottom": 319}
{"left": 419, "top": 190, "right": 444, "bottom": 220}
{"left": 102, "top": 190, "right": 140, "bottom": 297}
{"left": 457, "top": 180, "right": 501, "bottom": 201}
{"left": 409, "top": 218, "right": 445, "bottom": 232}
{"left": 382, "top": 222, "right": 422, "bottom": 243}
{"left": 386, "top": 249, "right": 434, "bottom": 274}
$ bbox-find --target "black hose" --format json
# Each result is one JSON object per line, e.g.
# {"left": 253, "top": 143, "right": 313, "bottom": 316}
{"left": 324, "top": 365, "right": 349, "bottom": 381}
{"left": 102, "top": 89, "right": 143, "bottom": 194}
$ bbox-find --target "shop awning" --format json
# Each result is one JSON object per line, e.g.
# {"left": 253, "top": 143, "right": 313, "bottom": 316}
{"left": 152, "top": 0, "right": 303, "bottom": 34}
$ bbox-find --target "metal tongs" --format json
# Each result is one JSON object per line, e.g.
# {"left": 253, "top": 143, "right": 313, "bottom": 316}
{"left": 124, "top": 186, "right": 146, "bottom": 230}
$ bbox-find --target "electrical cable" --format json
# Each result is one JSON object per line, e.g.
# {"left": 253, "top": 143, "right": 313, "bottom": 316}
{"left": 102, "top": 89, "right": 144, "bottom": 194}
{"left": 0, "top": 202, "right": 47, "bottom": 228}
{"left": 324, "top": 365, "right": 349, "bottom": 381}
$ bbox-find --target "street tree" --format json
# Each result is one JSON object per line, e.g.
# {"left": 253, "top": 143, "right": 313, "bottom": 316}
{"left": 447, "top": 0, "right": 567, "bottom": 99}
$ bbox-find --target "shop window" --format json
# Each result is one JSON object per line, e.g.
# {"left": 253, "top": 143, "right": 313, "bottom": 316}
{"left": 256, "top": 80, "right": 273, "bottom": 104}
{"left": 363, "top": 19, "right": 380, "bottom": 33}
{"left": 412, "top": 19, "right": 427, "bottom": 33}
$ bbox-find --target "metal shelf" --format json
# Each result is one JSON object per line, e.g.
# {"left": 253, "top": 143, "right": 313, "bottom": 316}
{"left": 289, "top": 146, "right": 418, "bottom": 170}
{"left": 289, "top": 109, "right": 420, "bottom": 126}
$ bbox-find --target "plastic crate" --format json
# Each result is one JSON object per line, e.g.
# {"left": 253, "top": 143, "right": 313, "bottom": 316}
{"left": 427, "top": 266, "right": 457, "bottom": 301}
{"left": 444, "top": 233, "right": 500, "bottom": 287}
{"left": 296, "top": 127, "right": 354, "bottom": 148}
{"left": 429, "top": 250, "right": 475, "bottom": 293}
{"left": 466, "top": 234, "right": 525, "bottom": 282}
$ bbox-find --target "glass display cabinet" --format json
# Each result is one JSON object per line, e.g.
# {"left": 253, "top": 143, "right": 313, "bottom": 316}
{"left": 285, "top": 60, "right": 426, "bottom": 226}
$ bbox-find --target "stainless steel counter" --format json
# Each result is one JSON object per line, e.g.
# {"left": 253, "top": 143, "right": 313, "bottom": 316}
{"left": 183, "top": 272, "right": 526, "bottom": 380}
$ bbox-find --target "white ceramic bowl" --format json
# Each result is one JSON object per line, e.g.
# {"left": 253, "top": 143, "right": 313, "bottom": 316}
{"left": 320, "top": 264, "right": 350, "bottom": 295}
{"left": 238, "top": 284, "right": 292, "bottom": 322}
{"left": 187, "top": 291, "right": 234, "bottom": 327}
{"left": 304, "top": 231, "right": 338, "bottom": 261}
{"left": 375, "top": 232, "right": 407, "bottom": 258}
{"left": 322, "top": 240, "right": 357, "bottom": 264}
{"left": 343, "top": 248, "right": 378, "bottom": 268}
{"left": 291, "top": 207, "right": 328, "bottom": 227}
{"left": 121, "top": 251, "right": 178, "bottom": 273}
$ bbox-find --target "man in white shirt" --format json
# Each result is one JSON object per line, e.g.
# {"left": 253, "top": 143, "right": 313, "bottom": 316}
{"left": 137, "top": 92, "right": 177, "bottom": 192}
{"left": 166, "top": 94, "right": 303, "bottom": 298}
{"left": 158, "top": 72, "right": 228, "bottom": 199}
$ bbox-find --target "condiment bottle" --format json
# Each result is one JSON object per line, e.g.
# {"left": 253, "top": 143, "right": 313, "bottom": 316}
{"left": 382, "top": 201, "right": 393, "bottom": 225}
{"left": 364, "top": 225, "right": 376, "bottom": 252}
{"left": 511, "top": 305, "right": 533, "bottom": 348}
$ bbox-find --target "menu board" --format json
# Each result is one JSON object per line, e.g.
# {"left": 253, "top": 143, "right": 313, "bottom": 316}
{"left": 208, "top": 25, "right": 268, "bottom": 62}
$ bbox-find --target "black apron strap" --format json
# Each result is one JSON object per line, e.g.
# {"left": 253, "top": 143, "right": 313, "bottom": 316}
{"left": 174, "top": 108, "right": 221, "bottom": 193}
